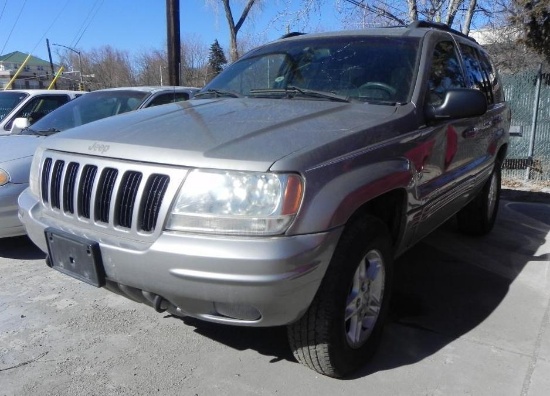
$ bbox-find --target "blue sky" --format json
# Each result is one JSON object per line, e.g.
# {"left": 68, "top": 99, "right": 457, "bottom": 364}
{"left": 0, "top": 0, "right": 342, "bottom": 62}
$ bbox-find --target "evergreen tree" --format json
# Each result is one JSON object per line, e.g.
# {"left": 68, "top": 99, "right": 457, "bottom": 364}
{"left": 511, "top": 0, "right": 550, "bottom": 61}
{"left": 207, "top": 40, "right": 227, "bottom": 80}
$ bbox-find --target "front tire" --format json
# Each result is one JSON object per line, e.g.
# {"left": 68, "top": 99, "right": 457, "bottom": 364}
{"left": 287, "top": 215, "right": 393, "bottom": 378}
{"left": 457, "top": 161, "right": 501, "bottom": 236}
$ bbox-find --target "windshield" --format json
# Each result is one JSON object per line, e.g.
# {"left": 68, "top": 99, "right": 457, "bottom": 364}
{"left": 202, "top": 36, "right": 419, "bottom": 104}
{"left": 0, "top": 92, "right": 28, "bottom": 121}
{"left": 28, "top": 90, "right": 149, "bottom": 135}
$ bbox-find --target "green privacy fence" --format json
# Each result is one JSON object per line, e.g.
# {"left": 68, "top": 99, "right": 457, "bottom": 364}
{"left": 501, "top": 67, "right": 550, "bottom": 181}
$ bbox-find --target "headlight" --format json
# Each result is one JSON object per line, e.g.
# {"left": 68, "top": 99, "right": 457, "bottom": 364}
{"left": 29, "top": 146, "right": 46, "bottom": 195}
{"left": 0, "top": 168, "right": 9, "bottom": 186}
{"left": 166, "top": 169, "right": 304, "bottom": 235}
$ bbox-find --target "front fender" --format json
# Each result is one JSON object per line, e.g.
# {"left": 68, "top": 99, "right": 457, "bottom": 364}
{"left": 287, "top": 158, "right": 414, "bottom": 234}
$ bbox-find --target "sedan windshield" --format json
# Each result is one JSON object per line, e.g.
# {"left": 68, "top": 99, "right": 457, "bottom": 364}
{"left": 202, "top": 36, "right": 419, "bottom": 104}
{"left": 26, "top": 90, "right": 149, "bottom": 135}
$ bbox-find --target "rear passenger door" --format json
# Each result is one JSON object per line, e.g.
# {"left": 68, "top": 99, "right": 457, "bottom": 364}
{"left": 458, "top": 42, "right": 508, "bottom": 169}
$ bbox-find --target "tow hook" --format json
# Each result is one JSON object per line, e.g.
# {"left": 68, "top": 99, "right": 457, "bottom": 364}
{"left": 153, "top": 294, "right": 167, "bottom": 313}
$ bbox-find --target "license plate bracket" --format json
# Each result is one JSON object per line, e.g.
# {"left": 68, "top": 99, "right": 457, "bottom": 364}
{"left": 45, "top": 228, "right": 105, "bottom": 287}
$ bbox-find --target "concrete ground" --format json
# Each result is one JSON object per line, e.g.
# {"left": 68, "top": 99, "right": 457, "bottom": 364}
{"left": 1, "top": 190, "right": 549, "bottom": 395}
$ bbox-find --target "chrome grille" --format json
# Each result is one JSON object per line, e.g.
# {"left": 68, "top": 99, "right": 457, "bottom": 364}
{"left": 63, "top": 162, "right": 79, "bottom": 214}
{"left": 50, "top": 160, "right": 65, "bottom": 209}
{"left": 40, "top": 154, "right": 173, "bottom": 234}
{"left": 41, "top": 158, "right": 52, "bottom": 203}
{"left": 140, "top": 174, "right": 170, "bottom": 232}
{"left": 95, "top": 167, "right": 118, "bottom": 223}
{"left": 116, "top": 171, "right": 142, "bottom": 228}
{"left": 78, "top": 165, "right": 98, "bottom": 219}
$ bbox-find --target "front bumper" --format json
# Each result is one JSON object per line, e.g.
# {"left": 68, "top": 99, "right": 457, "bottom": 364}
{"left": 19, "top": 187, "right": 342, "bottom": 327}
{"left": 0, "top": 183, "right": 28, "bottom": 238}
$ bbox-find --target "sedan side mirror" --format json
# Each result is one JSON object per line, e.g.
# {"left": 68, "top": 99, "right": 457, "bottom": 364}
{"left": 9, "top": 117, "right": 30, "bottom": 134}
{"left": 425, "top": 88, "right": 487, "bottom": 121}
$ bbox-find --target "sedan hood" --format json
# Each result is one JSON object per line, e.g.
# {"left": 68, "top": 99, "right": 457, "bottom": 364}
{"left": 43, "top": 98, "right": 399, "bottom": 171}
{"left": 0, "top": 135, "right": 45, "bottom": 163}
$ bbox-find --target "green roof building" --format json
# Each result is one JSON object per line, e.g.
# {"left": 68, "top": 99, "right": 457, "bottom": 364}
{"left": 0, "top": 51, "right": 59, "bottom": 90}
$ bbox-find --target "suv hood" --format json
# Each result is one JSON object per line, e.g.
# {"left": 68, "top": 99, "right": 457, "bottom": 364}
{"left": 43, "top": 98, "right": 399, "bottom": 171}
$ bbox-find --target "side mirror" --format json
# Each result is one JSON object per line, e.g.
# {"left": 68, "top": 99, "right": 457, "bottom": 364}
{"left": 425, "top": 89, "right": 487, "bottom": 121}
{"left": 9, "top": 117, "right": 30, "bottom": 134}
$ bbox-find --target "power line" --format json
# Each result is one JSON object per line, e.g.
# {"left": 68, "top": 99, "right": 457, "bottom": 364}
{"left": 0, "top": 0, "right": 8, "bottom": 27}
{"left": 30, "top": 0, "right": 71, "bottom": 55}
{"left": 0, "top": 0, "right": 28, "bottom": 55}
{"left": 71, "top": 0, "right": 105, "bottom": 49}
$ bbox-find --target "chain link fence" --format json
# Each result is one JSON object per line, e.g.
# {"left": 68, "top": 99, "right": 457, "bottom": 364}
{"left": 501, "top": 67, "right": 550, "bottom": 184}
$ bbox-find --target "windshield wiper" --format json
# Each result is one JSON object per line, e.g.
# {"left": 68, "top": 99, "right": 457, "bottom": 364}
{"left": 21, "top": 127, "right": 44, "bottom": 136}
{"left": 21, "top": 126, "right": 61, "bottom": 136}
{"left": 194, "top": 89, "right": 242, "bottom": 99}
{"left": 361, "top": 99, "right": 403, "bottom": 106}
{"left": 249, "top": 86, "right": 350, "bottom": 103}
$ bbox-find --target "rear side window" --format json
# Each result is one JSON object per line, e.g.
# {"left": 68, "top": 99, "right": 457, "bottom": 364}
{"left": 460, "top": 44, "right": 494, "bottom": 105}
{"left": 147, "top": 92, "right": 190, "bottom": 107}
{"left": 478, "top": 50, "right": 505, "bottom": 104}
{"left": 427, "top": 41, "right": 465, "bottom": 106}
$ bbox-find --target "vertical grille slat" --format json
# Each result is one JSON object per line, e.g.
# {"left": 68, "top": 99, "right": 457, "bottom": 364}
{"left": 62, "top": 162, "right": 79, "bottom": 213}
{"left": 50, "top": 160, "right": 65, "bottom": 209}
{"left": 39, "top": 155, "right": 171, "bottom": 233}
{"left": 140, "top": 174, "right": 170, "bottom": 232}
{"left": 116, "top": 171, "right": 143, "bottom": 228}
{"left": 95, "top": 168, "right": 118, "bottom": 223}
{"left": 41, "top": 158, "right": 53, "bottom": 203}
{"left": 78, "top": 165, "right": 98, "bottom": 219}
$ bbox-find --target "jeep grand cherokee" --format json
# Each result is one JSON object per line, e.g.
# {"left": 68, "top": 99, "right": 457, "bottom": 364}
{"left": 18, "top": 21, "right": 510, "bottom": 377}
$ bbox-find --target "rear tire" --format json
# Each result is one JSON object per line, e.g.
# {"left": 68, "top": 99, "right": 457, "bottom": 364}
{"left": 287, "top": 215, "right": 393, "bottom": 378}
{"left": 457, "top": 161, "right": 501, "bottom": 236}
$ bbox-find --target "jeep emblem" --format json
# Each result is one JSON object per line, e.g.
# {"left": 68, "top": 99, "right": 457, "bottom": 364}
{"left": 88, "top": 142, "right": 110, "bottom": 154}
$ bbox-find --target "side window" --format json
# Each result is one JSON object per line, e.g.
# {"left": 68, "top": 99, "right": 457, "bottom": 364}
{"left": 5, "top": 95, "right": 70, "bottom": 130}
{"left": 147, "top": 92, "right": 190, "bottom": 107}
{"left": 460, "top": 44, "right": 493, "bottom": 105}
{"left": 478, "top": 50, "right": 505, "bottom": 104}
{"left": 427, "top": 41, "right": 465, "bottom": 106}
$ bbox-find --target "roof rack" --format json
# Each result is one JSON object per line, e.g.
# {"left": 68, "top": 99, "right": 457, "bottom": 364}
{"left": 280, "top": 32, "right": 306, "bottom": 39}
{"left": 408, "top": 20, "right": 477, "bottom": 43}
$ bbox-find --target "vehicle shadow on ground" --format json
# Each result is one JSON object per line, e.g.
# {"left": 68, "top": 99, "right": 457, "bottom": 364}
{"left": 175, "top": 196, "right": 550, "bottom": 379}
{"left": 0, "top": 235, "right": 45, "bottom": 260}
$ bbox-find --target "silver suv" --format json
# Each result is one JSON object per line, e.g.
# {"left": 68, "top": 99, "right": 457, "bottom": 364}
{"left": 19, "top": 21, "right": 510, "bottom": 377}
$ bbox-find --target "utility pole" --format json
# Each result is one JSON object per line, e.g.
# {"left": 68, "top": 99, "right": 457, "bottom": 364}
{"left": 166, "top": 0, "right": 181, "bottom": 86}
{"left": 46, "top": 39, "right": 58, "bottom": 89}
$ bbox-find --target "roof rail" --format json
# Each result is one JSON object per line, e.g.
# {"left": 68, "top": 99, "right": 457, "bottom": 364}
{"left": 280, "top": 32, "right": 306, "bottom": 39}
{"left": 408, "top": 20, "right": 477, "bottom": 43}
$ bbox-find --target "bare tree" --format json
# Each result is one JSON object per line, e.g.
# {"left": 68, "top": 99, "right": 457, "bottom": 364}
{"left": 444, "top": 0, "right": 462, "bottom": 26}
{"left": 84, "top": 46, "right": 136, "bottom": 89}
{"left": 181, "top": 35, "right": 209, "bottom": 86}
{"left": 335, "top": 0, "right": 512, "bottom": 34}
{"left": 206, "top": 0, "right": 260, "bottom": 62}
{"left": 462, "top": 0, "right": 477, "bottom": 35}
{"left": 134, "top": 49, "right": 167, "bottom": 86}
{"left": 132, "top": 35, "right": 209, "bottom": 89}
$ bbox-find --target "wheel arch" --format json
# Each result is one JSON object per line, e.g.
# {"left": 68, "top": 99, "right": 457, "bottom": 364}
{"left": 496, "top": 142, "right": 508, "bottom": 164}
{"left": 346, "top": 188, "right": 408, "bottom": 248}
